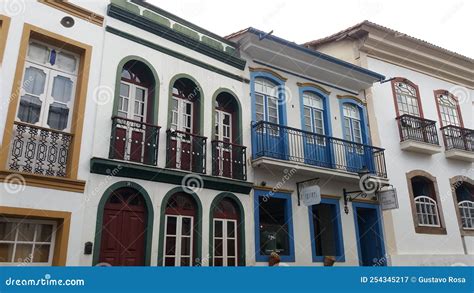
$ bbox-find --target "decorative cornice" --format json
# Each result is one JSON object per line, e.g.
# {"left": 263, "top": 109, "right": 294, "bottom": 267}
{"left": 249, "top": 67, "right": 287, "bottom": 81}
{"left": 0, "top": 170, "right": 86, "bottom": 193}
{"left": 296, "top": 82, "right": 331, "bottom": 95}
{"left": 38, "top": 0, "right": 104, "bottom": 26}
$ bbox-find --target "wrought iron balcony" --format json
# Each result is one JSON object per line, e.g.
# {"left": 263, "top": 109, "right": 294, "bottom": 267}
{"left": 7, "top": 121, "right": 72, "bottom": 177}
{"left": 166, "top": 130, "right": 207, "bottom": 174}
{"left": 441, "top": 125, "right": 474, "bottom": 152}
{"left": 109, "top": 116, "right": 160, "bottom": 166}
{"left": 252, "top": 121, "right": 387, "bottom": 178}
{"left": 211, "top": 140, "right": 247, "bottom": 181}
{"left": 396, "top": 114, "right": 439, "bottom": 145}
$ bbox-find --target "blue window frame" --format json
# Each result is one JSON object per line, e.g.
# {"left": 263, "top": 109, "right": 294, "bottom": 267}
{"left": 308, "top": 198, "right": 345, "bottom": 262}
{"left": 254, "top": 189, "right": 295, "bottom": 262}
{"left": 338, "top": 98, "right": 369, "bottom": 145}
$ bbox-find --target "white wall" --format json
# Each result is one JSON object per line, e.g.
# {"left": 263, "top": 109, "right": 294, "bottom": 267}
{"left": 367, "top": 56, "right": 474, "bottom": 264}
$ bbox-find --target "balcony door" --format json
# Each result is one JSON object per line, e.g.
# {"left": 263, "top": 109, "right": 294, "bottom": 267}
{"left": 342, "top": 103, "right": 372, "bottom": 173}
{"left": 302, "top": 92, "right": 331, "bottom": 168}
{"left": 214, "top": 110, "right": 232, "bottom": 177}
{"left": 115, "top": 72, "right": 149, "bottom": 163}
{"left": 170, "top": 96, "right": 193, "bottom": 170}
{"left": 254, "top": 78, "right": 285, "bottom": 159}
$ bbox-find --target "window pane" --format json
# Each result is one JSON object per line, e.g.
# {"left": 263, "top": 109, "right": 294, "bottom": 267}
{"left": 0, "top": 243, "right": 14, "bottom": 262}
{"left": 313, "top": 204, "right": 338, "bottom": 257}
{"left": 181, "top": 237, "right": 191, "bottom": 255}
{"left": 214, "top": 239, "right": 223, "bottom": 256}
{"left": 227, "top": 258, "right": 236, "bottom": 266}
{"left": 215, "top": 221, "right": 223, "bottom": 238}
{"left": 14, "top": 244, "right": 33, "bottom": 263}
{"left": 180, "top": 257, "right": 190, "bottom": 266}
{"left": 32, "top": 244, "right": 50, "bottom": 262}
{"left": 165, "top": 236, "right": 176, "bottom": 255}
{"left": 0, "top": 222, "right": 16, "bottom": 241}
{"left": 214, "top": 257, "right": 223, "bottom": 266}
{"left": 56, "top": 52, "right": 76, "bottom": 72}
{"left": 47, "top": 102, "right": 69, "bottom": 130}
{"left": 51, "top": 75, "right": 73, "bottom": 103}
{"left": 182, "top": 218, "right": 191, "bottom": 236}
{"left": 27, "top": 43, "right": 49, "bottom": 64}
{"left": 166, "top": 217, "right": 177, "bottom": 235}
{"left": 23, "top": 67, "right": 46, "bottom": 95}
{"left": 17, "top": 223, "right": 35, "bottom": 242}
{"left": 164, "top": 257, "right": 175, "bottom": 266}
{"left": 36, "top": 224, "right": 53, "bottom": 242}
{"left": 227, "top": 239, "right": 236, "bottom": 256}
{"left": 18, "top": 95, "right": 42, "bottom": 124}
{"left": 136, "top": 88, "right": 146, "bottom": 102}
{"left": 259, "top": 197, "right": 289, "bottom": 255}
{"left": 120, "top": 83, "right": 129, "bottom": 97}
{"left": 227, "top": 221, "right": 235, "bottom": 238}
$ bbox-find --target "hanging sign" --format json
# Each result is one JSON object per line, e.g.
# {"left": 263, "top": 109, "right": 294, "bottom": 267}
{"left": 378, "top": 188, "right": 399, "bottom": 210}
{"left": 300, "top": 184, "right": 321, "bottom": 206}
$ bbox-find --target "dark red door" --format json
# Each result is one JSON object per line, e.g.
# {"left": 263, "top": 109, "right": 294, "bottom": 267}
{"left": 99, "top": 188, "right": 147, "bottom": 266}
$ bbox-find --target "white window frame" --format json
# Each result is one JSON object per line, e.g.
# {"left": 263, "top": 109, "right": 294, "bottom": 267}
{"left": 118, "top": 81, "right": 148, "bottom": 123}
{"left": 16, "top": 40, "right": 79, "bottom": 133}
{"left": 213, "top": 218, "right": 238, "bottom": 266}
{"left": 0, "top": 218, "right": 57, "bottom": 266}
{"left": 163, "top": 215, "right": 194, "bottom": 266}
{"left": 458, "top": 200, "right": 474, "bottom": 230}
{"left": 254, "top": 78, "right": 280, "bottom": 128}
{"left": 303, "top": 92, "right": 325, "bottom": 145}
{"left": 394, "top": 82, "right": 420, "bottom": 117}
{"left": 414, "top": 196, "right": 441, "bottom": 227}
{"left": 437, "top": 94, "right": 461, "bottom": 127}
{"left": 215, "top": 110, "right": 233, "bottom": 177}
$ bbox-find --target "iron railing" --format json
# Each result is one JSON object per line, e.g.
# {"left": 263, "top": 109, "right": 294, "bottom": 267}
{"left": 252, "top": 121, "right": 387, "bottom": 178}
{"left": 440, "top": 125, "right": 474, "bottom": 152}
{"left": 8, "top": 121, "right": 72, "bottom": 177}
{"left": 211, "top": 140, "right": 247, "bottom": 181}
{"left": 166, "top": 129, "right": 207, "bottom": 174}
{"left": 396, "top": 114, "right": 439, "bottom": 145}
{"left": 109, "top": 116, "right": 160, "bottom": 166}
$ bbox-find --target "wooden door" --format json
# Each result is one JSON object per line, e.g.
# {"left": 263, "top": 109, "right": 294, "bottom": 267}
{"left": 99, "top": 190, "right": 147, "bottom": 266}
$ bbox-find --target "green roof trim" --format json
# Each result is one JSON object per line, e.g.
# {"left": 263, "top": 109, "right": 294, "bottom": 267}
{"left": 143, "top": 10, "right": 171, "bottom": 28}
{"left": 110, "top": 0, "right": 140, "bottom": 15}
{"left": 173, "top": 23, "right": 200, "bottom": 41}
{"left": 201, "top": 35, "right": 224, "bottom": 51}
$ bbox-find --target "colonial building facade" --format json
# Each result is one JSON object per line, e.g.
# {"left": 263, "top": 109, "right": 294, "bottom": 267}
{"left": 0, "top": 1, "right": 471, "bottom": 267}
{"left": 306, "top": 21, "right": 474, "bottom": 266}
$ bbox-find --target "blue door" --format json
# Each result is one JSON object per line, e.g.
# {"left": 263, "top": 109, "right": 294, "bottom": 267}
{"left": 254, "top": 78, "right": 286, "bottom": 160}
{"left": 342, "top": 103, "right": 374, "bottom": 173}
{"left": 354, "top": 205, "right": 385, "bottom": 266}
{"left": 302, "top": 92, "right": 331, "bottom": 168}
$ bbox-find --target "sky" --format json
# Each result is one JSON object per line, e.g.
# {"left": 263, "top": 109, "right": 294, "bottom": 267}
{"left": 147, "top": 0, "right": 474, "bottom": 59}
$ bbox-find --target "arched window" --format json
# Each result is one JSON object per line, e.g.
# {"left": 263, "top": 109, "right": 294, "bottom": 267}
{"left": 342, "top": 103, "right": 362, "bottom": 144}
{"left": 118, "top": 61, "right": 154, "bottom": 123}
{"left": 212, "top": 198, "right": 239, "bottom": 266}
{"left": 435, "top": 91, "right": 463, "bottom": 127}
{"left": 411, "top": 176, "right": 440, "bottom": 227}
{"left": 170, "top": 78, "right": 201, "bottom": 134}
{"left": 254, "top": 78, "right": 279, "bottom": 124}
{"left": 454, "top": 181, "right": 474, "bottom": 230}
{"left": 392, "top": 79, "right": 422, "bottom": 117}
{"left": 303, "top": 92, "right": 325, "bottom": 137}
{"left": 213, "top": 91, "right": 244, "bottom": 179}
{"left": 163, "top": 192, "right": 198, "bottom": 266}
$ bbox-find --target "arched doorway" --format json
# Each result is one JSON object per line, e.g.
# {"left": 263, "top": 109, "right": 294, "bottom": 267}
{"left": 98, "top": 187, "right": 148, "bottom": 266}
{"left": 162, "top": 192, "right": 199, "bottom": 266}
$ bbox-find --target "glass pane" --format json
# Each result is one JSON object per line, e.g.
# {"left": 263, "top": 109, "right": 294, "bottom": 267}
{"left": 47, "top": 102, "right": 69, "bottom": 130}
{"left": 0, "top": 243, "right": 14, "bottom": 262}
{"left": 180, "top": 257, "right": 190, "bottom": 266}
{"left": 227, "top": 239, "right": 236, "bottom": 256}
{"left": 181, "top": 237, "right": 191, "bottom": 255}
{"left": 120, "top": 83, "right": 129, "bottom": 97}
{"left": 23, "top": 67, "right": 46, "bottom": 95}
{"left": 136, "top": 88, "right": 146, "bottom": 102}
{"left": 166, "top": 217, "right": 177, "bottom": 235}
{"left": 51, "top": 75, "right": 73, "bottom": 103}
{"left": 214, "top": 239, "right": 223, "bottom": 256}
{"left": 56, "top": 52, "right": 76, "bottom": 72}
{"left": 164, "top": 257, "right": 175, "bottom": 266}
{"left": 215, "top": 221, "right": 223, "bottom": 238}
{"left": 36, "top": 224, "right": 53, "bottom": 242}
{"left": 17, "top": 223, "right": 35, "bottom": 241}
{"left": 14, "top": 244, "right": 33, "bottom": 263}
{"left": 27, "top": 43, "right": 48, "bottom": 64}
{"left": 165, "top": 236, "right": 176, "bottom": 255}
{"left": 18, "top": 95, "right": 42, "bottom": 124}
{"left": 0, "top": 222, "right": 16, "bottom": 241}
{"left": 214, "top": 257, "right": 223, "bottom": 266}
{"left": 227, "top": 258, "right": 236, "bottom": 266}
{"left": 227, "top": 221, "right": 235, "bottom": 237}
{"left": 32, "top": 244, "right": 50, "bottom": 262}
{"left": 182, "top": 218, "right": 191, "bottom": 236}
